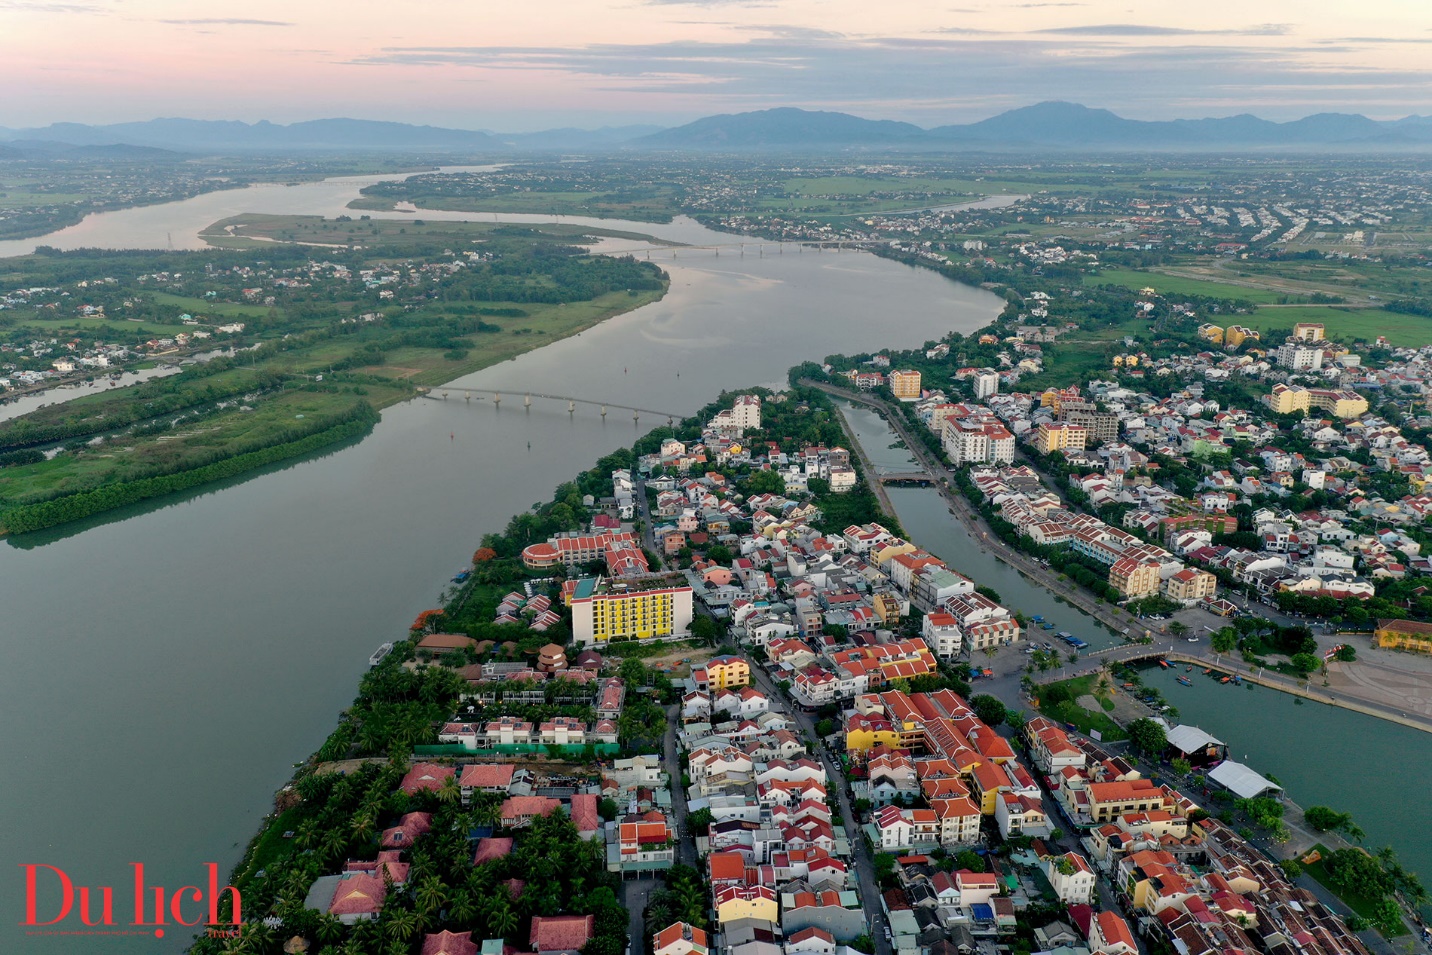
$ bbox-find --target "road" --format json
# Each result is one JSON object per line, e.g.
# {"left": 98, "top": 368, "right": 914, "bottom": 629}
{"left": 664, "top": 703, "right": 697, "bottom": 868}
{"left": 746, "top": 661, "right": 893, "bottom": 955}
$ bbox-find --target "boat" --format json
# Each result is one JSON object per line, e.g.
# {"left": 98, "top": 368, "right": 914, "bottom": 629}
{"left": 1185, "top": 665, "right": 1193, "bottom": 672}
{"left": 1057, "top": 631, "right": 1073, "bottom": 639}
{"left": 1203, "top": 668, "right": 1213, "bottom": 675}
{"left": 452, "top": 571, "right": 471, "bottom": 583}
{"left": 1220, "top": 676, "right": 1231, "bottom": 684}
{"left": 369, "top": 643, "right": 393, "bottom": 667}
{"left": 1042, "top": 623, "right": 1056, "bottom": 630}
{"left": 1177, "top": 677, "right": 1193, "bottom": 686}
{"left": 1158, "top": 659, "right": 1169, "bottom": 669}
{"left": 1032, "top": 615, "right": 1044, "bottom": 622}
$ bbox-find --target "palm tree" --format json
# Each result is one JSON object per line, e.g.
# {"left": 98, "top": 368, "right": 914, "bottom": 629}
{"left": 487, "top": 898, "right": 518, "bottom": 939}
{"left": 321, "top": 825, "right": 349, "bottom": 862}
{"left": 415, "top": 878, "right": 446, "bottom": 919}
{"left": 351, "top": 810, "right": 376, "bottom": 842}
{"left": 316, "top": 914, "right": 346, "bottom": 946}
{"left": 449, "top": 889, "right": 479, "bottom": 925}
{"left": 438, "top": 775, "right": 462, "bottom": 805}
{"left": 386, "top": 907, "right": 420, "bottom": 943}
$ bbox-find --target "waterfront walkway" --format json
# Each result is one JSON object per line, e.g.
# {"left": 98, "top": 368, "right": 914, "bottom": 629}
{"left": 807, "top": 379, "right": 1432, "bottom": 737}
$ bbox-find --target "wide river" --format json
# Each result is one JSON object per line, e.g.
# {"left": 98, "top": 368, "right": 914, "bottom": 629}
{"left": 0, "top": 174, "right": 1011, "bottom": 952}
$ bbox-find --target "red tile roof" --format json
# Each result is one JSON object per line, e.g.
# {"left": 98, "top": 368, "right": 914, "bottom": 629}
{"left": 530, "top": 915, "right": 595, "bottom": 953}
{"left": 422, "top": 930, "right": 480, "bottom": 955}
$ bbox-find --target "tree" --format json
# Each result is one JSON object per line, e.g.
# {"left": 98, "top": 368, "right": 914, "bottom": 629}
{"left": 1334, "top": 644, "right": 1357, "bottom": 662}
{"left": 969, "top": 694, "right": 1007, "bottom": 727}
{"left": 1290, "top": 652, "right": 1321, "bottom": 676}
{"left": 1211, "top": 628, "right": 1238, "bottom": 653}
{"left": 1279, "top": 859, "right": 1303, "bottom": 880}
{"left": 598, "top": 797, "right": 620, "bottom": 822}
{"left": 1169, "top": 621, "right": 1189, "bottom": 637}
{"left": 689, "top": 616, "right": 721, "bottom": 645}
{"left": 687, "top": 807, "right": 714, "bottom": 835}
{"left": 1126, "top": 718, "right": 1167, "bottom": 757}
{"left": 1304, "top": 805, "right": 1351, "bottom": 832}
{"left": 954, "top": 849, "right": 985, "bottom": 872}
{"left": 1171, "top": 757, "right": 1192, "bottom": 777}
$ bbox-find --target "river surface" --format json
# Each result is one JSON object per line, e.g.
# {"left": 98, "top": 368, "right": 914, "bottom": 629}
{"left": 835, "top": 397, "right": 1432, "bottom": 904}
{"left": 0, "top": 174, "right": 1010, "bottom": 952}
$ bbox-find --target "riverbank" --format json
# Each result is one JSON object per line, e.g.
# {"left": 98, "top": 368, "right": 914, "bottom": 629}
{"left": 0, "top": 223, "right": 669, "bottom": 536}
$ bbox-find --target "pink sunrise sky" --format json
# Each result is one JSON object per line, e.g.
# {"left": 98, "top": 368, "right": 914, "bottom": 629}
{"left": 2, "top": 0, "right": 1431, "bottom": 129}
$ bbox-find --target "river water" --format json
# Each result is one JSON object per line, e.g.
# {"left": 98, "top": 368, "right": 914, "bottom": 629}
{"left": 0, "top": 175, "right": 1010, "bottom": 952}
{"left": 835, "top": 397, "right": 1432, "bottom": 907}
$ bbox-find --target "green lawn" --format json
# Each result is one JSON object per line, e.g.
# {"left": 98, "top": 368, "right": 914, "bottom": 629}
{"left": 1034, "top": 674, "right": 1129, "bottom": 741}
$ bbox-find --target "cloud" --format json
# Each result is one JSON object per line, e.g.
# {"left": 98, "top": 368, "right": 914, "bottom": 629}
{"left": 0, "top": 0, "right": 111, "bottom": 12}
{"left": 1037, "top": 23, "right": 1289, "bottom": 36}
{"left": 159, "top": 18, "right": 295, "bottom": 27}
{"left": 1338, "top": 36, "right": 1432, "bottom": 44}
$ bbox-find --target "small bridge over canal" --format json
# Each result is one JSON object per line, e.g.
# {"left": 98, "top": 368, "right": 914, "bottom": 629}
{"left": 419, "top": 387, "right": 685, "bottom": 424}
{"left": 875, "top": 471, "right": 941, "bottom": 485}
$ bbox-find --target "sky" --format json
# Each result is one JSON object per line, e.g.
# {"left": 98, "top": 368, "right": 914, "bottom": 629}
{"left": 3, "top": 0, "right": 1432, "bottom": 130}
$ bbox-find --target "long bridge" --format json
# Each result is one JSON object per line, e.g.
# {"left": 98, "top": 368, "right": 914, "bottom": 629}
{"left": 419, "top": 387, "right": 686, "bottom": 424}
{"left": 599, "top": 239, "right": 882, "bottom": 259}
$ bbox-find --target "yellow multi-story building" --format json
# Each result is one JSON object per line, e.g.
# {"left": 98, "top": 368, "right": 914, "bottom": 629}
{"left": 1265, "top": 384, "right": 1368, "bottom": 419}
{"left": 702, "top": 654, "right": 751, "bottom": 691}
{"left": 1109, "top": 557, "right": 1161, "bottom": 598}
{"left": 1035, "top": 421, "right": 1087, "bottom": 455}
{"left": 1162, "top": 568, "right": 1216, "bottom": 605}
{"left": 570, "top": 575, "right": 694, "bottom": 647}
{"left": 1197, "top": 324, "right": 1225, "bottom": 345}
{"left": 889, "top": 369, "right": 922, "bottom": 402}
{"left": 1225, "top": 325, "right": 1259, "bottom": 347}
{"left": 845, "top": 713, "right": 901, "bottom": 754}
{"left": 1292, "top": 322, "right": 1325, "bottom": 342}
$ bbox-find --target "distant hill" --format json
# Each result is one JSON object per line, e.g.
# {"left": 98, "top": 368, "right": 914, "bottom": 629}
{"left": 636, "top": 107, "right": 925, "bottom": 148}
{"left": 0, "top": 140, "right": 190, "bottom": 161}
{"left": 5, "top": 104, "right": 1432, "bottom": 155}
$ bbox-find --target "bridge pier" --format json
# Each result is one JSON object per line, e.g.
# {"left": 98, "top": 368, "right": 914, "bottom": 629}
{"left": 600, "top": 406, "right": 607, "bottom": 418}
{"left": 524, "top": 394, "right": 532, "bottom": 411}
{"left": 493, "top": 393, "right": 501, "bottom": 407}
{"left": 441, "top": 391, "right": 448, "bottom": 399}
{"left": 568, "top": 400, "right": 575, "bottom": 414}
{"left": 465, "top": 394, "right": 471, "bottom": 403}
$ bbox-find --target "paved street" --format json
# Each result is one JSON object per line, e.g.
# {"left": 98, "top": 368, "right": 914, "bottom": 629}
{"left": 747, "top": 662, "right": 893, "bottom": 955}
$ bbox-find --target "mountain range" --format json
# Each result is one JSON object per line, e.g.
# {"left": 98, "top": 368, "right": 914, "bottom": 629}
{"left": 3, "top": 103, "right": 1432, "bottom": 155}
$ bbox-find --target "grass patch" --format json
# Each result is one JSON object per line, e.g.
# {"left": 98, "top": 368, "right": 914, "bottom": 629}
{"left": 232, "top": 807, "right": 302, "bottom": 886}
{"left": 1301, "top": 844, "right": 1408, "bottom": 936}
{"left": 1242, "top": 305, "right": 1431, "bottom": 347}
{"left": 1034, "top": 674, "right": 1128, "bottom": 741}
{"left": 1084, "top": 268, "right": 1284, "bottom": 304}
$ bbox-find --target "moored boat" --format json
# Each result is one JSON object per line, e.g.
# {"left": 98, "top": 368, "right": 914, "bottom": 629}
{"left": 369, "top": 642, "right": 393, "bottom": 667}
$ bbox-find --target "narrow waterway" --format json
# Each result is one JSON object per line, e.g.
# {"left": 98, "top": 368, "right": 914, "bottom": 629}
{"left": 0, "top": 175, "right": 1012, "bottom": 953}
{"left": 835, "top": 397, "right": 1432, "bottom": 895}
{"left": 835, "top": 400, "right": 1120, "bottom": 650}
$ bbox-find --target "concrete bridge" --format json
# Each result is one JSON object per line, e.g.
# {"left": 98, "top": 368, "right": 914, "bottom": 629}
{"left": 418, "top": 387, "right": 685, "bottom": 424}
{"left": 875, "top": 471, "right": 940, "bottom": 485}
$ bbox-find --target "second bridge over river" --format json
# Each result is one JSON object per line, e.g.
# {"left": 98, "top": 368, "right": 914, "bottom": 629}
{"left": 419, "top": 387, "right": 685, "bottom": 424}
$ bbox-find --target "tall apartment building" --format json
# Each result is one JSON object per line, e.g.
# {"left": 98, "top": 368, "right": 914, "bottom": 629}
{"left": 569, "top": 574, "right": 694, "bottom": 647}
{"left": 1034, "top": 421, "right": 1087, "bottom": 456}
{"left": 942, "top": 417, "right": 1015, "bottom": 466}
{"left": 1275, "top": 342, "right": 1324, "bottom": 371}
{"left": 889, "top": 369, "right": 922, "bottom": 402}
{"left": 973, "top": 369, "right": 999, "bottom": 399}
{"left": 1291, "top": 322, "right": 1325, "bottom": 342}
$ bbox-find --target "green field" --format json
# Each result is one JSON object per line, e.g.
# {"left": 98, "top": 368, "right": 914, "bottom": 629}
{"left": 148, "top": 291, "right": 274, "bottom": 319}
{"left": 1085, "top": 268, "right": 1284, "bottom": 304}
{"left": 1243, "top": 305, "right": 1431, "bottom": 346}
